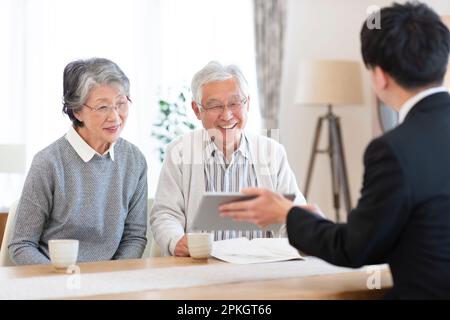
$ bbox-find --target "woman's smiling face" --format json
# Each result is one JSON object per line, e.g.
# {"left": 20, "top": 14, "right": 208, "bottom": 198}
{"left": 74, "top": 84, "right": 129, "bottom": 154}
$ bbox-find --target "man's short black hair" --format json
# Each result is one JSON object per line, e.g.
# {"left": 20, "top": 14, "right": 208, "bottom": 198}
{"left": 361, "top": 2, "right": 450, "bottom": 89}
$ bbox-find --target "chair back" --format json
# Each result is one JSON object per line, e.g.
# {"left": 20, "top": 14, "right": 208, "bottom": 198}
{"left": 142, "top": 198, "right": 162, "bottom": 258}
{"left": 0, "top": 200, "right": 19, "bottom": 267}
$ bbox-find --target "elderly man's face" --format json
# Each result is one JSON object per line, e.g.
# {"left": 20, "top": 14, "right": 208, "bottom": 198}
{"left": 74, "top": 85, "right": 129, "bottom": 153}
{"left": 193, "top": 78, "right": 249, "bottom": 151}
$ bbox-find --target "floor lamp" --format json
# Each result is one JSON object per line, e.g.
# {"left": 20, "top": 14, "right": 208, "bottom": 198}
{"left": 295, "top": 60, "right": 364, "bottom": 222}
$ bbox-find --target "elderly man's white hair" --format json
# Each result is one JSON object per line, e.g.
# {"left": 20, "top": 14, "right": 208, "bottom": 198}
{"left": 191, "top": 61, "right": 249, "bottom": 104}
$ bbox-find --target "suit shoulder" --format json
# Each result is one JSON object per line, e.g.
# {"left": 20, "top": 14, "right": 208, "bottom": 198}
{"left": 369, "top": 119, "right": 413, "bottom": 151}
{"left": 363, "top": 132, "right": 404, "bottom": 171}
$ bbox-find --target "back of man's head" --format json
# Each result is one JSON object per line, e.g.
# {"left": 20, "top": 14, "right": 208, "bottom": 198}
{"left": 361, "top": 2, "right": 450, "bottom": 90}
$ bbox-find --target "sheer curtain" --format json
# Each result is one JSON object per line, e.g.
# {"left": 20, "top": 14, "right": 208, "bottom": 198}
{"left": 0, "top": 0, "right": 260, "bottom": 206}
{"left": 253, "top": 0, "right": 287, "bottom": 133}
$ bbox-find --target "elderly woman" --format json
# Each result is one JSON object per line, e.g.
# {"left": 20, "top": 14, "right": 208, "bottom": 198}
{"left": 8, "top": 58, "right": 148, "bottom": 265}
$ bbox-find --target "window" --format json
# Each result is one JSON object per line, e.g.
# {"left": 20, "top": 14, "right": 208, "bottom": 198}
{"left": 0, "top": 0, "right": 260, "bottom": 206}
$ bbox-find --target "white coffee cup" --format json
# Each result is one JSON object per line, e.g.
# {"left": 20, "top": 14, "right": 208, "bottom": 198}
{"left": 187, "top": 232, "right": 213, "bottom": 259}
{"left": 48, "top": 239, "right": 79, "bottom": 270}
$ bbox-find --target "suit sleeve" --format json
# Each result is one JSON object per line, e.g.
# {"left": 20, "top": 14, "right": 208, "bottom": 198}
{"left": 286, "top": 138, "right": 412, "bottom": 267}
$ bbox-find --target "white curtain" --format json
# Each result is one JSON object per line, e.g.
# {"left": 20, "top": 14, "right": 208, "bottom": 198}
{"left": 0, "top": 0, "right": 260, "bottom": 207}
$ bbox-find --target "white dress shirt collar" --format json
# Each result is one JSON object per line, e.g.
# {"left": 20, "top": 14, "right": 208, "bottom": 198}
{"left": 65, "top": 126, "right": 115, "bottom": 162}
{"left": 398, "top": 86, "right": 448, "bottom": 124}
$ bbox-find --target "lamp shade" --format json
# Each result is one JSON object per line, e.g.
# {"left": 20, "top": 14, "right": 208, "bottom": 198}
{"left": 0, "top": 144, "right": 26, "bottom": 173}
{"left": 295, "top": 60, "right": 364, "bottom": 106}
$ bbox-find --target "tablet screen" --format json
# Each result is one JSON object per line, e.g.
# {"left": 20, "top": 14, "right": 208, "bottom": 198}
{"left": 191, "top": 192, "right": 294, "bottom": 231}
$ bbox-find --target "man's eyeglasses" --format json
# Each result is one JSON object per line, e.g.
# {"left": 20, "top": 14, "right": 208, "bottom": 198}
{"left": 83, "top": 97, "right": 131, "bottom": 115}
{"left": 198, "top": 97, "right": 247, "bottom": 114}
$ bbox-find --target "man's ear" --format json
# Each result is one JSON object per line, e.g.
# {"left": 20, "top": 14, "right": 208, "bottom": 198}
{"left": 372, "top": 66, "right": 389, "bottom": 91}
{"left": 192, "top": 101, "right": 202, "bottom": 120}
{"left": 245, "top": 95, "right": 250, "bottom": 112}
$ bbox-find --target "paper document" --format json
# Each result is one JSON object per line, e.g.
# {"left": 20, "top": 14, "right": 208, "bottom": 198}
{"left": 211, "top": 237, "right": 303, "bottom": 264}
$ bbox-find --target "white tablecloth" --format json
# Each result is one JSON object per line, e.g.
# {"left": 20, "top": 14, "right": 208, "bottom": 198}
{"left": 0, "top": 257, "right": 386, "bottom": 299}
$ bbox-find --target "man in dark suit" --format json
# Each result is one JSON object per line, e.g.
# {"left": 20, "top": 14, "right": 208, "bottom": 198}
{"left": 219, "top": 2, "right": 450, "bottom": 299}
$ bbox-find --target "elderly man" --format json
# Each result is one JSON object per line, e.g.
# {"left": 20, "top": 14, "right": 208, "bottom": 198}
{"left": 150, "top": 61, "right": 306, "bottom": 256}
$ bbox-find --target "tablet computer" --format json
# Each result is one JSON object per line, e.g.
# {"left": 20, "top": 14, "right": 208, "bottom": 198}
{"left": 191, "top": 192, "right": 295, "bottom": 231}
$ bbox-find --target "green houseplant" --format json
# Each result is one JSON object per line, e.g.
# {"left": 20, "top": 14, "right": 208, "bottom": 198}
{"left": 152, "top": 88, "right": 197, "bottom": 162}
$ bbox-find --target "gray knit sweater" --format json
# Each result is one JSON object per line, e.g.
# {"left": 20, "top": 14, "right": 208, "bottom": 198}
{"left": 8, "top": 136, "right": 148, "bottom": 265}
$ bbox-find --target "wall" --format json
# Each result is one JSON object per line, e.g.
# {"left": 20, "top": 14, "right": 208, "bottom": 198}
{"left": 280, "top": 0, "right": 450, "bottom": 221}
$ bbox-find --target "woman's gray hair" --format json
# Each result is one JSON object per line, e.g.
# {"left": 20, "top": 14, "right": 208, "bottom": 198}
{"left": 62, "top": 57, "right": 130, "bottom": 127}
{"left": 191, "top": 61, "right": 249, "bottom": 104}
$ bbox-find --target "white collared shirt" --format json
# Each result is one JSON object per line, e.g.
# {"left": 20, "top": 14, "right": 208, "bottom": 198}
{"left": 65, "top": 126, "right": 115, "bottom": 162}
{"left": 203, "top": 130, "right": 257, "bottom": 193}
{"left": 398, "top": 86, "right": 448, "bottom": 124}
{"left": 202, "top": 130, "right": 263, "bottom": 240}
